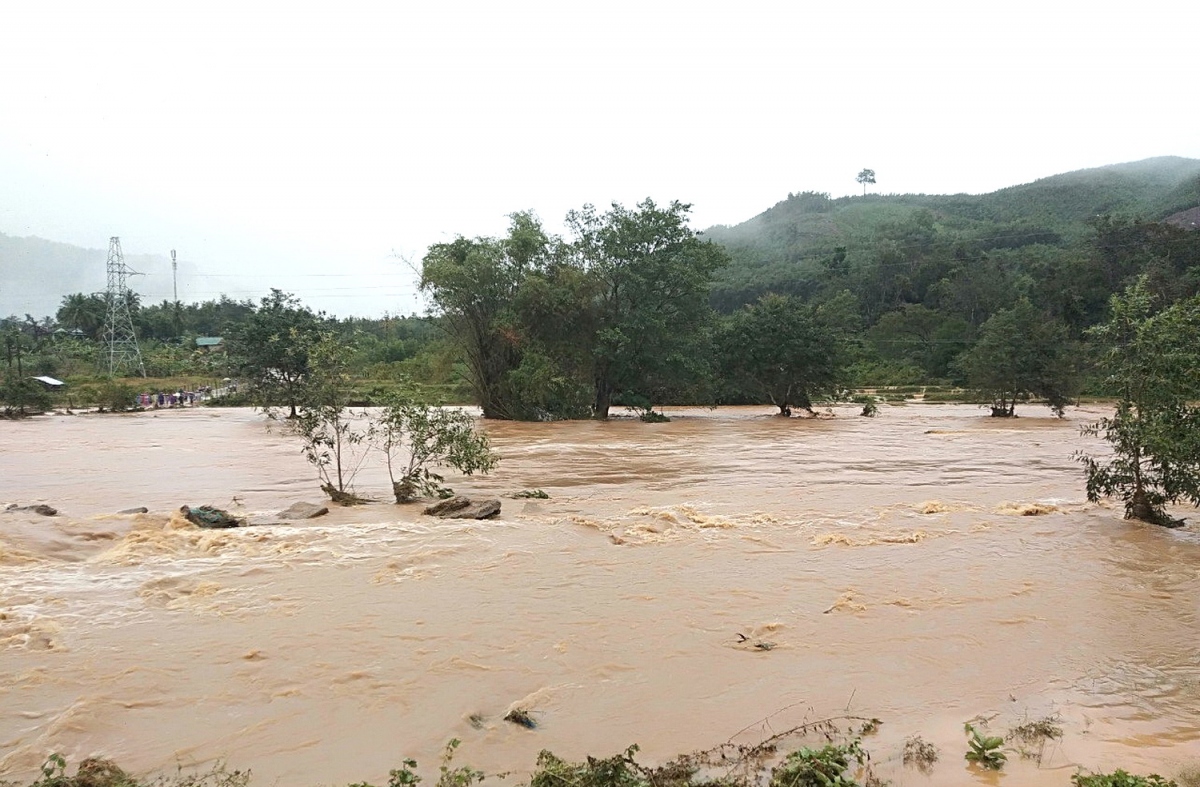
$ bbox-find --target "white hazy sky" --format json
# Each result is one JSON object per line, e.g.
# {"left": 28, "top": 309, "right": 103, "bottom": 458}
{"left": 2, "top": 0, "right": 1197, "bottom": 317}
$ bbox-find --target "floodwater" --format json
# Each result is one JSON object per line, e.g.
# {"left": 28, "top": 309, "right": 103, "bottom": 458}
{"left": 1, "top": 404, "right": 1198, "bottom": 786}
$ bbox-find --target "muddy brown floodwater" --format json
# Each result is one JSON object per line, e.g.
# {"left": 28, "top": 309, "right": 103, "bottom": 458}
{"left": 2, "top": 404, "right": 1199, "bottom": 786}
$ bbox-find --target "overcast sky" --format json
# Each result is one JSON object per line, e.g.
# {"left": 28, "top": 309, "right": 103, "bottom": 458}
{"left": 2, "top": 0, "right": 1197, "bottom": 317}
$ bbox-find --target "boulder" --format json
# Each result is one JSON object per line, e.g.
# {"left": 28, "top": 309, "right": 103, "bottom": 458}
{"left": 423, "top": 495, "right": 501, "bottom": 520}
{"left": 118, "top": 506, "right": 149, "bottom": 515}
{"left": 278, "top": 502, "right": 329, "bottom": 520}
{"left": 11, "top": 504, "right": 58, "bottom": 516}
{"left": 180, "top": 504, "right": 242, "bottom": 529}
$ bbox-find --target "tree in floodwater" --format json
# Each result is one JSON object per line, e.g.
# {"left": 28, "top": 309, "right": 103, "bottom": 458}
{"left": 292, "top": 334, "right": 371, "bottom": 504}
{"left": 372, "top": 386, "right": 498, "bottom": 503}
{"left": 228, "top": 289, "right": 326, "bottom": 418}
{"left": 421, "top": 212, "right": 573, "bottom": 420}
{"left": 958, "top": 298, "right": 1077, "bottom": 416}
{"left": 1076, "top": 279, "right": 1200, "bottom": 526}
{"left": 568, "top": 199, "right": 728, "bottom": 419}
{"left": 717, "top": 292, "right": 855, "bottom": 415}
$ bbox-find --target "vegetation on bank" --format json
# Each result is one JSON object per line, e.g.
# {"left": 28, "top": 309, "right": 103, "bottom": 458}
{"left": 9, "top": 719, "right": 1195, "bottom": 787}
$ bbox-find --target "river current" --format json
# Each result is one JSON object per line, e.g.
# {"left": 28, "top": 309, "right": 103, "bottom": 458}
{"left": 1, "top": 404, "right": 1198, "bottom": 786}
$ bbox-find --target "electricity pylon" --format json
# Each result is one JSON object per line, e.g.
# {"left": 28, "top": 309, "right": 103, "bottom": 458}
{"left": 102, "top": 236, "right": 146, "bottom": 377}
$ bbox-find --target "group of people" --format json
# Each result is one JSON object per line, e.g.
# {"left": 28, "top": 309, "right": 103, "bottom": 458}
{"left": 134, "top": 385, "right": 222, "bottom": 409}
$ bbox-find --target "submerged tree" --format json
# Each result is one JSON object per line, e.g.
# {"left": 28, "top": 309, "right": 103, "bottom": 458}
{"left": 569, "top": 199, "right": 728, "bottom": 419}
{"left": 420, "top": 212, "right": 567, "bottom": 420}
{"left": 1077, "top": 279, "right": 1200, "bottom": 526}
{"left": 373, "top": 387, "right": 499, "bottom": 503}
{"left": 958, "top": 298, "right": 1077, "bottom": 416}
{"left": 718, "top": 293, "right": 854, "bottom": 415}
{"left": 291, "top": 334, "right": 371, "bottom": 504}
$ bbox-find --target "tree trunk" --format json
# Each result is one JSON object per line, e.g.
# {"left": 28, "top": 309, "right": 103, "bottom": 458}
{"left": 1127, "top": 487, "right": 1184, "bottom": 528}
{"left": 593, "top": 381, "right": 612, "bottom": 420}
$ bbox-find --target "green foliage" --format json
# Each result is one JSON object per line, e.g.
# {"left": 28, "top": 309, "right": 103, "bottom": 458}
{"left": 422, "top": 201, "right": 727, "bottom": 420}
{"left": 570, "top": 198, "right": 728, "bottom": 418}
{"left": 227, "top": 290, "right": 327, "bottom": 418}
{"left": 856, "top": 169, "right": 876, "bottom": 196}
{"left": 291, "top": 335, "right": 371, "bottom": 504}
{"left": 717, "top": 293, "right": 854, "bottom": 415}
{"left": 57, "top": 294, "right": 108, "bottom": 340}
{"left": 958, "top": 298, "right": 1077, "bottom": 416}
{"left": 963, "top": 723, "right": 1007, "bottom": 770}
{"left": 1072, "top": 771, "right": 1177, "bottom": 787}
{"left": 19, "top": 754, "right": 248, "bottom": 787}
{"left": 372, "top": 386, "right": 498, "bottom": 502}
{"left": 94, "top": 379, "right": 139, "bottom": 413}
{"left": 855, "top": 397, "right": 879, "bottom": 417}
{"left": 529, "top": 747, "right": 645, "bottom": 787}
{"left": 1078, "top": 279, "right": 1200, "bottom": 525}
{"left": 769, "top": 741, "right": 867, "bottom": 787}
{"left": 0, "top": 375, "right": 53, "bottom": 417}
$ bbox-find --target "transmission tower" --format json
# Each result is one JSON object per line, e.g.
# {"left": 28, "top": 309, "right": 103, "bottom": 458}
{"left": 102, "top": 236, "right": 146, "bottom": 377}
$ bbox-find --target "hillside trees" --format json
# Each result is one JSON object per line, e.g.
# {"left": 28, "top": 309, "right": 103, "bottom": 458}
{"left": 1077, "top": 279, "right": 1200, "bottom": 526}
{"left": 868, "top": 304, "right": 971, "bottom": 381}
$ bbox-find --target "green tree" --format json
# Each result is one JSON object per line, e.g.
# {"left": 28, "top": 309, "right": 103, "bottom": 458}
{"left": 1077, "top": 279, "right": 1200, "bottom": 526}
{"left": 958, "top": 298, "right": 1077, "bottom": 416}
{"left": 420, "top": 212, "right": 561, "bottom": 420}
{"left": 228, "top": 289, "right": 326, "bottom": 418}
{"left": 868, "top": 304, "right": 972, "bottom": 381}
{"left": 718, "top": 293, "right": 853, "bottom": 415}
{"left": 291, "top": 334, "right": 371, "bottom": 504}
{"left": 568, "top": 199, "right": 728, "bottom": 418}
{"left": 373, "top": 387, "right": 499, "bottom": 503}
{"left": 856, "top": 168, "right": 876, "bottom": 195}
{"left": 56, "top": 293, "right": 107, "bottom": 340}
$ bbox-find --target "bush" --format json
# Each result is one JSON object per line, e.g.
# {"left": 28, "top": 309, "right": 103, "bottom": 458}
{"left": 1072, "top": 771, "right": 1177, "bottom": 787}
{"left": 0, "top": 375, "right": 53, "bottom": 417}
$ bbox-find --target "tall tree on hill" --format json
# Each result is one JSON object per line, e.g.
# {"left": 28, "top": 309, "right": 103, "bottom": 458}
{"left": 856, "top": 168, "right": 876, "bottom": 195}
{"left": 568, "top": 199, "right": 729, "bottom": 419}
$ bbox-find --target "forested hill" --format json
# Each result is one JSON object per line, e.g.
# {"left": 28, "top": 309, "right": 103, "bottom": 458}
{"left": 704, "top": 156, "right": 1200, "bottom": 313}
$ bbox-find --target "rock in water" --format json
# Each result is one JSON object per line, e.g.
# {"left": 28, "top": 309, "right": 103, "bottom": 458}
{"left": 278, "top": 502, "right": 330, "bottom": 520}
{"left": 423, "top": 496, "right": 501, "bottom": 520}
{"left": 117, "top": 506, "right": 149, "bottom": 515}
{"left": 13, "top": 504, "right": 58, "bottom": 516}
{"left": 180, "top": 505, "right": 242, "bottom": 528}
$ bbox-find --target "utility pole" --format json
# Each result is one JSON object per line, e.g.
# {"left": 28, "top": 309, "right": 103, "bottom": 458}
{"left": 102, "top": 236, "right": 146, "bottom": 377}
{"left": 172, "top": 249, "right": 181, "bottom": 338}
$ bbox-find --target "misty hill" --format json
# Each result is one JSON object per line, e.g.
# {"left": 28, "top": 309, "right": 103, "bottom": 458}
{"left": 0, "top": 234, "right": 198, "bottom": 320}
{"left": 704, "top": 156, "right": 1200, "bottom": 310}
